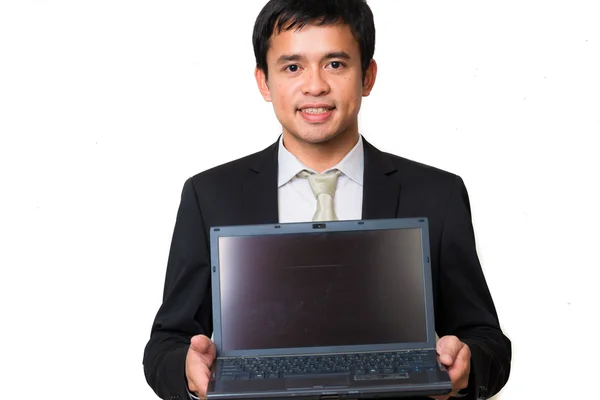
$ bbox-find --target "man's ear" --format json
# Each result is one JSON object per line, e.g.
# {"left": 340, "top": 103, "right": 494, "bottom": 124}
{"left": 362, "top": 59, "right": 378, "bottom": 97}
{"left": 255, "top": 67, "right": 272, "bottom": 102}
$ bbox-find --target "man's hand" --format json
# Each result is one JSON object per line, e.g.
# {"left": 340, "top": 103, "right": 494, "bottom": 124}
{"left": 186, "top": 334, "right": 217, "bottom": 399}
{"left": 430, "top": 335, "right": 471, "bottom": 400}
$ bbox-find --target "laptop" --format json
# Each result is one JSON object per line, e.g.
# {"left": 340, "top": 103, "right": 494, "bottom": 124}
{"left": 206, "top": 218, "right": 452, "bottom": 399}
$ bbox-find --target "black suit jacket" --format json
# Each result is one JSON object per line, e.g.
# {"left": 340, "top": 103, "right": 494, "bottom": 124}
{"left": 143, "top": 137, "right": 511, "bottom": 400}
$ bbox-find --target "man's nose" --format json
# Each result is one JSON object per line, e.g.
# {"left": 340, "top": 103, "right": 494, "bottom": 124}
{"left": 301, "top": 69, "right": 331, "bottom": 96}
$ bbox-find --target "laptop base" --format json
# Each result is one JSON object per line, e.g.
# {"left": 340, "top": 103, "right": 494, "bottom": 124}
{"left": 207, "top": 358, "right": 452, "bottom": 399}
{"left": 208, "top": 376, "right": 451, "bottom": 399}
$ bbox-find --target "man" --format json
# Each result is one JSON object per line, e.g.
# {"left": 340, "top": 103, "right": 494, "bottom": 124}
{"left": 143, "top": 1, "right": 511, "bottom": 399}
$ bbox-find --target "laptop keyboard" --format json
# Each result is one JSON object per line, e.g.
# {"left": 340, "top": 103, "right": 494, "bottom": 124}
{"left": 219, "top": 350, "right": 437, "bottom": 380}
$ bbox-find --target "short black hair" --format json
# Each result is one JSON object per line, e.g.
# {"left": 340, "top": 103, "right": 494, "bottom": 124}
{"left": 252, "top": 0, "right": 376, "bottom": 81}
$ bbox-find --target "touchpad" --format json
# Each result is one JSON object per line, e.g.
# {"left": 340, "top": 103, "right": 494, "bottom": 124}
{"left": 285, "top": 375, "right": 350, "bottom": 390}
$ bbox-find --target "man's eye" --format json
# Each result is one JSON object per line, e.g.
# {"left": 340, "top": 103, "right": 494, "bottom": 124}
{"left": 330, "top": 61, "right": 344, "bottom": 69}
{"left": 287, "top": 65, "right": 299, "bottom": 72}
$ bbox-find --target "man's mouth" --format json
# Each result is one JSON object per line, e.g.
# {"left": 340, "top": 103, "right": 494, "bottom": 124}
{"left": 298, "top": 107, "right": 335, "bottom": 114}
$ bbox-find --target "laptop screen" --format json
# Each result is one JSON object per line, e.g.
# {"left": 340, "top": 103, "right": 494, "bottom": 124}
{"left": 217, "top": 227, "right": 428, "bottom": 352}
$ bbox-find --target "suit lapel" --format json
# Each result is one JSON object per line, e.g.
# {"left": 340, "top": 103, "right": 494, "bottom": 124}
{"left": 242, "top": 141, "right": 279, "bottom": 225}
{"left": 361, "top": 138, "right": 402, "bottom": 220}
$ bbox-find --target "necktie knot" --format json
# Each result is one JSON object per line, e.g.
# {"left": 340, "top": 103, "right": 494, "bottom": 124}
{"left": 297, "top": 169, "right": 341, "bottom": 198}
{"left": 297, "top": 169, "right": 341, "bottom": 221}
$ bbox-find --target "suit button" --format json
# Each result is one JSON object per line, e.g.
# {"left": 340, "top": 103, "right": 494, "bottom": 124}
{"left": 171, "top": 395, "right": 181, "bottom": 400}
{"left": 477, "top": 385, "right": 488, "bottom": 399}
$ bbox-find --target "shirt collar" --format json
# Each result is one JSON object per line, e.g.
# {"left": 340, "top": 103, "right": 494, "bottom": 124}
{"left": 277, "top": 134, "right": 364, "bottom": 187}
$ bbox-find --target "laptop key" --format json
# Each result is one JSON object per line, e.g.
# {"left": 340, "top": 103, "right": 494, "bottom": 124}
{"left": 221, "top": 374, "right": 249, "bottom": 380}
{"left": 282, "top": 371, "right": 349, "bottom": 379}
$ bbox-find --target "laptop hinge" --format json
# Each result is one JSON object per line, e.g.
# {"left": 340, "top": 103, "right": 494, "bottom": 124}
{"left": 218, "top": 347, "right": 436, "bottom": 359}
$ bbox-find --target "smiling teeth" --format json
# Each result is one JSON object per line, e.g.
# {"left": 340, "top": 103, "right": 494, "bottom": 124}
{"left": 302, "top": 108, "right": 332, "bottom": 114}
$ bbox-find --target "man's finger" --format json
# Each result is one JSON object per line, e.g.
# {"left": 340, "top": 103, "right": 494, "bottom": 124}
{"left": 193, "top": 364, "right": 212, "bottom": 399}
{"left": 452, "top": 345, "right": 471, "bottom": 389}
{"left": 456, "top": 343, "right": 471, "bottom": 367}
{"left": 190, "top": 334, "right": 214, "bottom": 355}
{"left": 436, "top": 335, "right": 463, "bottom": 366}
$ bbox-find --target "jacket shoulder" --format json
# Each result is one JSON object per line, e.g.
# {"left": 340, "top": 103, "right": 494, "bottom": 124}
{"left": 188, "top": 141, "right": 277, "bottom": 185}
{"left": 376, "top": 146, "right": 462, "bottom": 192}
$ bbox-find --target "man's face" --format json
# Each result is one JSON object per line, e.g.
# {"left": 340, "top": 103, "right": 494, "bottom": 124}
{"left": 255, "top": 23, "right": 376, "bottom": 145}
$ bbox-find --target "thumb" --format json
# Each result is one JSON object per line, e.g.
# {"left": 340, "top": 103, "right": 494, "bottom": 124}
{"left": 190, "top": 334, "right": 215, "bottom": 356}
{"left": 436, "top": 335, "right": 462, "bottom": 366}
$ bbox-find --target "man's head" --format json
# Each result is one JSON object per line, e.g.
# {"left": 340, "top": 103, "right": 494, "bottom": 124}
{"left": 252, "top": 0, "right": 377, "bottom": 148}
{"left": 253, "top": 0, "right": 376, "bottom": 81}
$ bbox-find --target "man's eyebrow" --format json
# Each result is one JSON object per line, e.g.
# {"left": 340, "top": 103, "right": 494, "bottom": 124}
{"left": 324, "top": 51, "right": 351, "bottom": 60}
{"left": 276, "top": 54, "right": 304, "bottom": 64}
{"left": 275, "top": 51, "right": 352, "bottom": 65}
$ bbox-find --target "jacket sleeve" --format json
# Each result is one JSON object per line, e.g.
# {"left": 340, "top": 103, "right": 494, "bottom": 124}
{"left": 143, "top": 178, "right": 214, "bottom": 399}
{"left": 436, "top": 176, "right": 512, "bottom": 399}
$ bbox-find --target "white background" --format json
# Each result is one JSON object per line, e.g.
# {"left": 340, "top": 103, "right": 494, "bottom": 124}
{"left": 1, "top": 0, "right": 599, "bottom": 398}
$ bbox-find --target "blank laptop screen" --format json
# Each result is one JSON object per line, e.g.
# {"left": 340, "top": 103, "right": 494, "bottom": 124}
{"left": 217, "top": 228, "right": 428, "bottom": 352}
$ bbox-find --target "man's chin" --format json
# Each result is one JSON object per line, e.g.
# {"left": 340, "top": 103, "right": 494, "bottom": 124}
{"left": 289, "top": 130, "right": 341, "bottom": 145}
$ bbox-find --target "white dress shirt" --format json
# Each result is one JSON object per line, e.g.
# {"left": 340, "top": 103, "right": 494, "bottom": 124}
{"left": 277, "top": 135, "right": 364, "bottom": 223}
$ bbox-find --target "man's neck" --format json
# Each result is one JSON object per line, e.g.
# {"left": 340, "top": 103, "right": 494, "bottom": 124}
{"left": 282, "top": 131, "right": 359, "bottom": 173}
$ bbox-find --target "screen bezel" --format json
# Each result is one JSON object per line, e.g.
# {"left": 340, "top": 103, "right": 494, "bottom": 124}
{"left": 209, "top": 218, "right": 435, "bottom": 357}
